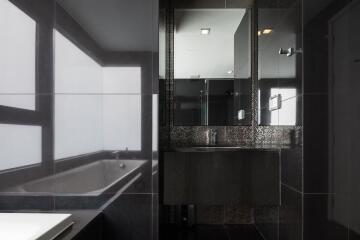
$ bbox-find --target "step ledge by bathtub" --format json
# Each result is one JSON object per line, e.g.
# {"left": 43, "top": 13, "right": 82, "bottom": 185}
{"left": 0, "top": 213, "right": 73, "bottom": 240}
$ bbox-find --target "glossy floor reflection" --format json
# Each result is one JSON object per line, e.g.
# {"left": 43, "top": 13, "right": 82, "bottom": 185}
{"left": 160, "top": 224, "right": 263, "bottom": 240}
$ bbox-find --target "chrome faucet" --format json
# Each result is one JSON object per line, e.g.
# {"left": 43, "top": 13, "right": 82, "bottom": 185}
{"left": 112, "top": 150, "right": 121, "bottom": 160}
{"left": 112, "top": 150, "right": 126, "bottom": 168}
{"left": 208, "top": 129, "right": 217, "bottom": 145}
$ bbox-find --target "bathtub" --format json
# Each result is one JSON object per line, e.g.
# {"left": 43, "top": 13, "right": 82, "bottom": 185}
{"left": 7, "top": 159, "right": 147, "bottom": 197}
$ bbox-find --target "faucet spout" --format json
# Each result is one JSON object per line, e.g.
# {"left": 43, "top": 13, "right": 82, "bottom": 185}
{"left": 208, "top": 129, "right": 217, "bottom": 146}
{"left": 112, "top": 150, "right": 121, "bottom": 160}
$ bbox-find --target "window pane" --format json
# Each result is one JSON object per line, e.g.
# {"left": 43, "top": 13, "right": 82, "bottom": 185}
{"left": 0, "top": 0, "right": 36, "bottom": 110}
{"left": 54, "top": 30, "right": 103, "bottom": 94}
{"left": 0, "top": 124, "right": 41, "bottom": 171}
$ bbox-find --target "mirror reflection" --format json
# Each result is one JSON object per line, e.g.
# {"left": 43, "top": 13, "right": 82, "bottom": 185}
{"left": 257, "top": 4, "right": 302, "bottom": 126}
{"left": 173, "top": 8, "right": 252, "bottom": 126}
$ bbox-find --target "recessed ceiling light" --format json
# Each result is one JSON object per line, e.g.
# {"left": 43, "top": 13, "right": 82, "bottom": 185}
{"left": 262, "top": 28, "right": 273, "bottom": 35}
{"left": 200, "top": 28, "right": 210, "bottom": 35}
{"left": 227, "top": 70, "right": 234, "bottom": 74}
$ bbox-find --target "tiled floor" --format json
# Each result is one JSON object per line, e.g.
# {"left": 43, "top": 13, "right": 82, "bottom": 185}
{"left": 160, "top": 224, "right": 263, "bottom": 240}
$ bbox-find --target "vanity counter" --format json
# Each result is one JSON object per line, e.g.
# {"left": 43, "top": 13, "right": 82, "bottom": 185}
{"left": 165, "top": 144, "right": 291, "bottom": 152}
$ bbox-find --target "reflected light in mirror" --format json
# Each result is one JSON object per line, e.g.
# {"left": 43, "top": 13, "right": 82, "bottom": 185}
{"left": 270, "top": 88, "right": 297, "bottom": 126}
{"left": 200, "top": 28, "right": 210, "bottom": 35}
{"left": 262, "top": 28, "right": 273, "bottom": 35}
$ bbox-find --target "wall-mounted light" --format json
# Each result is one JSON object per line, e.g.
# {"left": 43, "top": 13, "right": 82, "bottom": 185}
{"left": 200, "top": 28, "right": 210, "bottom": 35}
{"left": 258, "top": 28, "right": 273, "bottom": 36}
{"left": 262, "top": 28, "right": 273, "bottom": 35}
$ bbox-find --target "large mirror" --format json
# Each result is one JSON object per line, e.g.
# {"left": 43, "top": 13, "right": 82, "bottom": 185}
{"left": 173, "top": 8, "right": 252, "bottom": 126}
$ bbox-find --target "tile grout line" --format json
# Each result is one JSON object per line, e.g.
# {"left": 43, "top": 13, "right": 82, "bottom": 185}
{"left": 281, "top": 182, "right": 303, "bottom": 194}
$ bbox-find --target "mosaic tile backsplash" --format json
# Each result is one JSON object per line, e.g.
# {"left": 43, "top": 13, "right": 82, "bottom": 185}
{"left": 161, "top": 126, "right": 302, "bottom": 149}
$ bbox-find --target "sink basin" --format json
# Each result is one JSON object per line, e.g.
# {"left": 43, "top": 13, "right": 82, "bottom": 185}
{"left": 0, "top": 213, "right": 73, "bottom": 240}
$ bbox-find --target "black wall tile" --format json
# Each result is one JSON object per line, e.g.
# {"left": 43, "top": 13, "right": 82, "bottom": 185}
{"left": 280, "top": 185, "right": 302, "bottom": 240}
{"left": 303, "top": 94, "right": 330, "bottom": 193}
{"left": 281, "top": 147, "right": 302, "bottom": 191}
{"left": 103, "top": 194, "right": 152, "bottom": 240}
{"left": 304, "top": 194, "right": 348, "bottom": 240}
{"left": 255, "top": 206, "right": 279, "bottom": 240}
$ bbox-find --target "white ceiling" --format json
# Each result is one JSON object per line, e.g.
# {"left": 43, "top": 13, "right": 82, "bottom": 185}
{"left": 174, "top": 9, "right": 246, "bottom": 79}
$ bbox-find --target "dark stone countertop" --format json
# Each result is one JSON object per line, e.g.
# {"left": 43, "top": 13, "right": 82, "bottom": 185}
{"left": 56, "top": 210, "right": 102, "bottom": 240}
{"left": 163, "top": 144, "right": 292, "bottom": 152}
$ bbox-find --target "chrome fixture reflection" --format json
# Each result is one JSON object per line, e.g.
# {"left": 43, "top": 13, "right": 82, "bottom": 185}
{"left": 258, "top": 28, "right": 273, "bottom": 36}
{"left": 262, "top": 28, "right": 273, "bottom": 34}
{"left": 269, "top": 94, "right": 282, "bottom": 111}
{"left": 207, "top": 129, "right": 218, "bottom": 145}
{"left": 279, "top": 47, "right": 303, "bottom": 57}
{"left": 119, "top": 162, "right": 126, "bottom": 169}
{"left": 200, "top": 28, "right": 210, "bottom": 35}
{"left": 238, "top": 110, "right": 245, "bottom": 120}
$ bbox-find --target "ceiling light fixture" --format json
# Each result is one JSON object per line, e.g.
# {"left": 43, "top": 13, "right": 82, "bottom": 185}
{"left": 262, "top": 28, "right": 273, "bottom": 35}
{"left": 227, "top": 70, "right": 234, "bottom": 74}
{"left": 200, "top": 28, "right": 210, "bottom": 35}
{"left": 258, "top": 30, "right": 262, "bottom": 36}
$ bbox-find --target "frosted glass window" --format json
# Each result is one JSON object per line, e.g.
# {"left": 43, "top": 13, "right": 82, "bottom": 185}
{"left": 0, "top": 0, "right": 36, "bottom": 110}
{"left": 54, "top": 31, "right": 143, "bottom": 157}
{"left": 54, "top": 30, "right": 103, "bottom": 93}
{"left": 0, "top": 124, "right": 41, "bottom": 171}
{"left": 102, "top": 67, "right": 141, "bottom": 94}
{"left": 103, "top": 95, "right": 141, "bottom": 151}
{"left": 55, "top": 95, "right": 103, "bottom": 159}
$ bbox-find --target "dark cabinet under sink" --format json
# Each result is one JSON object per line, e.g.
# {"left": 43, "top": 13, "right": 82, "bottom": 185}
{"left": 162, "top": 151, "right": 280, "bottom": 206}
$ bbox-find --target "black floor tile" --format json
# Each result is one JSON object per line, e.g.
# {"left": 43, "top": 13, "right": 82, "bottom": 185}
{"left": 160, "top": 224, "right": 263, "bottom": 240}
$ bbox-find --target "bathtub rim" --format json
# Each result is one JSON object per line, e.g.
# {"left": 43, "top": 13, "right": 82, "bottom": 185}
{"left": 0, "top": 159, "right": 148, "bottom": 197}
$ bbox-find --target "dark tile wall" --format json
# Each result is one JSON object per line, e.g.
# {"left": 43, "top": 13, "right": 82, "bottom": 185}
{"left": 280, "top": 186, "right": 302, "bottom": 240}
{"left": 102, "top": 194, "right": 153, "bottom": 240}
{"left": 302, "top": 0, "right": 360, "bottom": 239}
